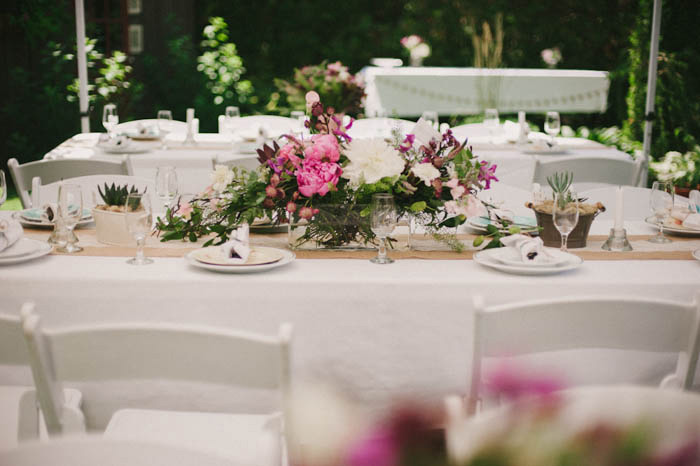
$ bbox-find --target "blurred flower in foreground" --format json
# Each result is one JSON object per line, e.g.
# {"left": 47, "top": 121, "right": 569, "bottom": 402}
{"left": 541, "top": 47, "right": 562, "bottom": 68}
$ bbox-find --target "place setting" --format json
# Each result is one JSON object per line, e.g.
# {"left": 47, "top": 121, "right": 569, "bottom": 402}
{"left": 96, "top": 104, "right": 152, "bottom": 155}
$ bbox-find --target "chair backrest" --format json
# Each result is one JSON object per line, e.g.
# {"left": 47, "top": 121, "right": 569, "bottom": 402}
{"left": 532, "top": 156, "right": 642, "bottom": 191}
{"left": 468, "top": 294, "right": 700, "bottom": 412}
{"left": 347, "top": 117, "right": 416, "bottom": 139}
{"left": 219, "top": 115, "right": 297, "bottom": 137}
{"left": 0, "top": 437, "right": 234, "bottom": 466}
{"left": 34, "top": 175, "right": 156, "bottom": 210}
{"left": 20, "top": 303, "right": 292, "bottom": 435}
{"left": 8, "top": 158, "right": 129, "bottom": 208}
{"left": 214, "top": 154, "right": 260, "bottom": 172}
{"left": 579, "top": 186, "right": 690, "bottom": 222}
{"left": 115, "top": 119, "right": 188, "bottom": 134}
{"left": 125, "top": 155, "right": 215, "bottom": 195}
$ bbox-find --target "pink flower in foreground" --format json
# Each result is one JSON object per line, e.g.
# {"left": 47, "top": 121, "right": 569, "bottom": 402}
{"left": 296, "top": 158, "right": 342, "bottom": 197}
{"left": 347, "top": 426, "right": 397, "bottom": 466}
{"left": 305, "top": 91, "right": 321, "bottom": 109}
{"left": 444, "top": 195, "right": 485, "bottom": 218}
{"left": 484, "top": 361, "right": 565, "bottom": 401}
{"left": 299, "top": 206, "right": 314, "bottom": 220}
{"left": 306, "top": 134, "right": 341, "bottom": 162}
{"left": 478, "top": 161, "right": 498, "bottom": 189}
{"left": 286, "top": 202, "right": 297, "bottom": 213}
{"left": 176, "top": 203, "right": 193, "bottom": 220}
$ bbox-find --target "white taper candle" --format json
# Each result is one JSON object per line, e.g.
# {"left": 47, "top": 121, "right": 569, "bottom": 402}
{"left": 614, "top": 186, "right": 624, "bottom": 231}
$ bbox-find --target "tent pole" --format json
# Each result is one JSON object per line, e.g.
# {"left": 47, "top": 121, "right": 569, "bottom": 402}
{"left": 75, "top": 0, "right": 90, "bottom": 133}
{"left": 640, "top": 0, "right": 662, "bottom": 187}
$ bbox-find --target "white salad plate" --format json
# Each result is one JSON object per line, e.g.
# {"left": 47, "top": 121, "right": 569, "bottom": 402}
{"left": 185, "top": 246, "right": 295, "bottom": 273}
{"left": 490, "top": 246, "right": 571, "bottom": 268}
{"left": 644, "top": 216, "right": 700, "bottom": 237}
{"left": 473, "top": 248, "right": 583, "bottom": 275}
{"left": 0, "top": 238, "right": 52, "bottom": 265}
{"left": 16, "top": 208, "right": 93, "bottom": 229}
{"left": 692, "top": 249, "right": 700, "bottom": 262}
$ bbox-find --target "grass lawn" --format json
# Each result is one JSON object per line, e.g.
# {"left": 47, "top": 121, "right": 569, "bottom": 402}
{"left": 1, "top": 196, "right": 22, "bottom": 211}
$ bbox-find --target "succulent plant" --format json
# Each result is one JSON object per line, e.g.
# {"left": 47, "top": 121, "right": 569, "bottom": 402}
{"left": 546, "top": 171, "right": 573, "bottom": 196}
{"left": 97, "top": 183, "right": 142, "bottom": 207}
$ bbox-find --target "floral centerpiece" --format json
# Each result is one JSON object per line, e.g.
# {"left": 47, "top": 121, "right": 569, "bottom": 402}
{"left": 156, "top": 92, "right": 498, "bottom": 250}
{"left": 401, "top": 35, "right": 431, "bottom": 67}
{"left": 272, "top": 61, "right": 365, "bottom": 117}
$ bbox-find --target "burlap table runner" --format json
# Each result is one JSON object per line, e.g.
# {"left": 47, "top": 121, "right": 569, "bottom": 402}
{"left": 22, "top": 226, "right": 700, "bottom": 260}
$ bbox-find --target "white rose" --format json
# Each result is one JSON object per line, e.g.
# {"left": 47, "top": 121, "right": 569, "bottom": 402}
{"left": 211, "top": 164, "right": 234, "bottom": 192}
{"left": 342, "top": 138, "right": 406, "bottom": 188}
{"left": 411, "top": 43, "right": 431, "bottom": 59}
{"left": 411, "top": 162, "right": 440, "bottom": 186}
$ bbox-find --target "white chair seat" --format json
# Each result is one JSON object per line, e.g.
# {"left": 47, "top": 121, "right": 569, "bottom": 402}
{"left": 105, "top": 409, "right": 282, "bottom": 466}
{"left": 0, "top": 386, "right": 82, "bottom": 450}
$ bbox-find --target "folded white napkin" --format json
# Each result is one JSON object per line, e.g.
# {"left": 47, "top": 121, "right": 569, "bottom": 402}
{"left": 682, "top": 213, "right": 700, "bottom": 230}
{"left": 220, "top": 224, "right": 251, "bottom": 264}
{"left": 500, "top": 234, "right": 553, "bottom": 264}
{"left": 0, "top": 219, "right": 24, "bottom": 252}
{"left": 671, "top": 206, "right": 690, "bottom": 222}
{"left": 490, "top": 209, "right": 514, "bottom": 222}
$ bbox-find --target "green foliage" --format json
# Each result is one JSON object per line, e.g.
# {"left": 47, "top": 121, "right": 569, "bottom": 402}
{"left": 650, "top": 147, "right": 700, "bottom": 188}
{"left": 197, "top": 16, "right": 254, "bottom": 107}
{"left": 547, "top": 172, "right": 573, "bottom": 196}
{"left": 97, "top": 183, "right": 141, "bottom": 207}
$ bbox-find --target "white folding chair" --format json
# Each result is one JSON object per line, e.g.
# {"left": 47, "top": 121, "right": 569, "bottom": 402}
{"left": 346, "top": 117, "right": 416, "bottom": 139}
{"left": 219, "top": 115, "right": 297, "bottom": 138}
{"left": 466, "top": 293, "right": 700, "bottom": 414}
{"left": 0, "top": 437, "right": 233, "bottom": 466}
{"left": 8, "top": 158, "right": 129, "bottom": 209}
{"left": 0, "top": 312, "right": 81, "bottom": 450}
{"left": 33, "top": 175, "right": 156, "bottom": 210}
{"left": 20, "top": 303, "right": 292, "bottom": 466}
{"left": 115, "top": 119, "right": 187, "bottom": 134}
{"left": 532, "top": 156, "right": 643, "bottom": 191}
{"left": 125, "top": 155, "right": 215, "bottom": 196}
{"left": 579, "top": 186, "right": 690, "bottom": 222}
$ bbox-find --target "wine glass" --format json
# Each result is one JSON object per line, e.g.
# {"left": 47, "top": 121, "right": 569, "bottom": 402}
{"left": 56, "top": 183, "right": 83, "bottom": 253}
{"left": 484, "top": 108, "right": 499, "bottom": 143}
{"left": 125, "top": 192, "right": 153, "bottom": 265}
{"left": 370, "top": 194, "right": 398, "bottom": 264}
{"left": 102, "top": 104, "right": 119, "bottom": 139}
{"left": 157, "top": 110, "right": 173, "bottom": 150}
{"left": 421, "top": 110, "right": 439, "bottom": 129}
{"left": 552, "top": 190, "right": 579, "bottom": 252}
{"left": 155, "top": 166, "right": 179, "bottom": 210}
{"left": 544, "top": 111, "right": 561, "bottom": 145}
{"left": 649, "top": 181, "right": 674, "bottom": 243}
{"left": 224, "top": 106, "right": 241, "bottom": 141}
{"left": 0, "top": 170, "right": 6, "bottom": 208}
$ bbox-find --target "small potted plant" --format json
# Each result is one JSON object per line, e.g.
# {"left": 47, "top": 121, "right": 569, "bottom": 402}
{"left": 92, "top": 183, "right": 143, "bottom": 246}
{"left": 526, "top": 172, "right": 605, "bottom": 248}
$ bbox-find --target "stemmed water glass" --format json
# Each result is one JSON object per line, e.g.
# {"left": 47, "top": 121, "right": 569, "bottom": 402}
{"left": 125, "top": 192, "right": 153, "bottom": 265}
{"left": 155, "top": 166, "right": 179, "bottom": 210}
{"left": 484, "top": 108, "right": 499, "bottom": 143}
{"left": 56, "top": 183, "right": 83, "bottom": 253}
{"left": 102, "top": 104, "right": 119, "bottom": 139}
{"left": 544, "top": 111, "right": 561, "bottom": 145}
{"left": 157, "top": 110, "right": 173, "bottom": 150}
{"left": 0, "top": 170, "right": 6, "bottom": 208}
{"left": 370, "top": 194, "right": 398, "bottom": 264}
{"left": 649, "top": 181, "right": 674, "bottom": 243}
{"left": 553, "top": 190, "right": 579, "bottom": 252}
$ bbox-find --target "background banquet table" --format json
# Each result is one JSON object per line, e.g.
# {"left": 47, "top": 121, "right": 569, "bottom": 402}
{"left": 1, "top": 210, "right": 699, "bottom": 430}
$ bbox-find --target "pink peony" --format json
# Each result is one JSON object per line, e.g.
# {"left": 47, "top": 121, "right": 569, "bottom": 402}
{"left": 296, "top": 158, "right": 342, "bottom": 197}
{"left": 305, "top": 134, "right": 341, "bottom": 162}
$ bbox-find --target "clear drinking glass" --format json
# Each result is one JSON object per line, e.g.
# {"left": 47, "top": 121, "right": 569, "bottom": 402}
{"left": 102, "top": 104, "right": 119, "bottom": 139}
{"left": 649, "top": 181, "right": 674, "bottom": 244}
{"left": 224, "top": 106, "right": 241, "bottom": 141}
{"left": 370, "top": 194, "right": 398, "bottom": 264}
{"left": 56, "top": 183, "right": 83, "bottom": 253}
{"left": 125, "top": 193, "right": 153, "bottom": 265}
{"left": 553, "top": 190, "right": 579, "bottom": 252}
{"left": 421, "top": 110, "right": 439, "bottom": 129}
{"left": 290, "top": 110, "right": 306, "bottom": 135}
{"left": 544, "top": 111, "right": 561, "bottom": 144}
{"left": 157, "top": 110, "right": 173, "bottom": 150}
{"left": 155, "top": 166, "right": 179, "bottom": 210}
{"left": 484, "top": 108, "right": 499, "bottom": 142}
{"left": 0, "top": 170, "right": 6, "bottom": 208}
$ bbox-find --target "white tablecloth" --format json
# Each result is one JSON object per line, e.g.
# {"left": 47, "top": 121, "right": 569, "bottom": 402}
{"left": 1, "top": 206, "right": 699, "bottom": 428}
{"left": 362, "top": 67, "right": 610, "bottom": 116}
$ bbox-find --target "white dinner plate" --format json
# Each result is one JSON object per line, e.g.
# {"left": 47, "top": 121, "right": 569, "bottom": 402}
{"left": 0, "top": 238, "right": 52, "bottom": 265}
{"left": 693, "top": 249, "right": 700, "bottom": 262}
{"left": 490, "top": 246, "right": 571, "bottom": 268}
{"left": 473, "top": 248, "right": 583, "bottom": 275}
{"left": 644, "top": 216, "right": 700, "bottom": 237}
{"left": 185, "top": 246, "right": 295, "bottom": 273}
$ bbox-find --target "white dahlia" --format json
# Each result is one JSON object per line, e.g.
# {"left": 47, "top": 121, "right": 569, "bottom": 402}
{"left": 342, "top": 138, "right": 406, "bottom": 188}
{"left": 411, "top": 162, "right": 440, "bottom": 186}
